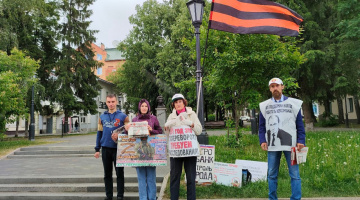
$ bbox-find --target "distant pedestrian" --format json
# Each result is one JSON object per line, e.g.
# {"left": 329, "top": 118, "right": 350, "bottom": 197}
{"left": 94, "top": 94, "right": 129, "bottom": 200}
{"left": 125, "top": 99, "right": 162, "bottom": 200}
{"left": 164, "top": 94, "right": 202, "bottom": 200}
{"left": 258, "top": 78, "right": 306, "bottom": 200}
{"left": 74, "top": 120, "right": 79, "bottom": 132}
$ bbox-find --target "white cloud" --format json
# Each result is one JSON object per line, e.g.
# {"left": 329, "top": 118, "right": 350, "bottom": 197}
{"left": 89, "top": 0, "right": 148, "bottom": 48}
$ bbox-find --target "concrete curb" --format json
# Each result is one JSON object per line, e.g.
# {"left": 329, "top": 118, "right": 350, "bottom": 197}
{"left": 0, "top": 147, "right": 20, "bottom": 160}
{"left": 158, "top": 172, "right": 170, "bottom": 200}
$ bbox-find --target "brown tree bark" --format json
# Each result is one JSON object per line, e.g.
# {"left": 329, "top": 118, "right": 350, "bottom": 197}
{"left": 323, "top": 100, "right": 331, "bottom": 116}
{"left": 337, "top": 96, "right": 345, "bottom": 124}
{"left": 353, "top": 95, "right": 360, "bottom": 124}
{"left": 302, "top": 101, "right": 313, "bottom": 131}
{"left": 15, "top": 116, "right": 19, "bottom": 137}
{"left": 25, "top": 119, "right": 29, "bottom": 138}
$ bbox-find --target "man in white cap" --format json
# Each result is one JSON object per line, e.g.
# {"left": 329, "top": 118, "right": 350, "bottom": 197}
{"left": 258, "top": 78, "right": 306, "bottom": 200}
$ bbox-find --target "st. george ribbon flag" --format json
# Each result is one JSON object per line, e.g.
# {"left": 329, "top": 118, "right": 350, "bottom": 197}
{"left": 209, "top": 0, "right": 303, "bottom": 37}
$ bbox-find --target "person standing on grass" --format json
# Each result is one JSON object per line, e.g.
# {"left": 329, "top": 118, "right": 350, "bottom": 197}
{"left": 258, "top": 78, "right": 306, "bottom": 200}
{"left": 124, "top": 99, "right": 163, "bottom": 200}
{"left": 164, "top": 93, "right": 202, "bottom": 200}
{"left": 94, "top": 94, "right": 129, "bottom": 200}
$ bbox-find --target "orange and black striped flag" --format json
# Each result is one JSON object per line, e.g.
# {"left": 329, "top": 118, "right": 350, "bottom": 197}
{"left": 209, "top": 0, "right": 303, "bottom": 37}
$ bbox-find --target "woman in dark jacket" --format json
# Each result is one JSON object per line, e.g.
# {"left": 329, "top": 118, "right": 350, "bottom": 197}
{"left": 125, "top": 99, "right": 162, "bottom": 200}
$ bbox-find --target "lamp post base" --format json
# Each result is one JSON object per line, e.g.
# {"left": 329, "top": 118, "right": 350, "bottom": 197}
{"left": 197, "top": 129, "right": 208, "bottom": 145}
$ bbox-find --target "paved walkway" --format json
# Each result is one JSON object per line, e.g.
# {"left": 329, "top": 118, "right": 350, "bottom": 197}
{"left": 0, "top": 134, "right": 170, "bottom": 178}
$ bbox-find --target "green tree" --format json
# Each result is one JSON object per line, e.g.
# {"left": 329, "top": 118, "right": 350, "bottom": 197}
{"left": 275, "top": 0, "right": 345, "bottom": 128}
{"left": 0, "top": 0, "right": 60, "bottom": 134}
{"left": 202, "top": 30, "right": 303, "bottom": 138}
{"left": 0, "top": 49, "right": 39, "bottom": 133}
{"left": 53, "top": 0, "right": 100, "bottom": 132}
{"left": 334, "top": 0, "right": 360, "bottom": 124}
{"left": 110, "top": 0, "right": 193, "bottom": 112}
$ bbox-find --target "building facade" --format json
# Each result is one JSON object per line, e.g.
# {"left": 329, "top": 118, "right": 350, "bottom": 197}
{"left": 318, "top": 95, "right": 359, "bottom": 122}
{"left": 92, "top": 43, "right": 126, "bottom": 81}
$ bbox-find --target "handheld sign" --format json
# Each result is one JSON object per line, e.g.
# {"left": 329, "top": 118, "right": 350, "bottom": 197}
{"left": 116, "top": 134, "right": 167, "bottom": 167}
{"left": 168, "top": 125, "right": 199, "bottom": 157}
{"left": 128, "top": 121, "right": 149, "bottom": 137}
{"left": 196, "top": 145, "right": 215, "bottom": 183}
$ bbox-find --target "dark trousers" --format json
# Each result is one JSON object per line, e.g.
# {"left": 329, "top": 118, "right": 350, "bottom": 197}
{"left": 170, "top": 156, "right": 197, "bottom": 200}
{"left": 102, "top": 147, "right": 124, "bottom": 198}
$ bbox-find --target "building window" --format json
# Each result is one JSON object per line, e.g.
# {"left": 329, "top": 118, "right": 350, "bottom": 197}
{"left": 97, "top": 54, "right": 102, "bottom": 61}
{"left": 348, "top": 98, "right": 354, "bottom": 112}
{"left": 112, "top": 69, "right": 116, "bottom": 72}
{"left": 97, "top": 67, "right": 102, "bottom": 75}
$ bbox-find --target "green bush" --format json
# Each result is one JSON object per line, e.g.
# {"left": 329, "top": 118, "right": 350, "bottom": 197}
{"left": 0, "top": 133, "right": 6, "bottom": 141}
{"left": 207, "top": 114, "right": 215, "bottom": 121}
{"left": 319, "top": 114, "right": 339, "bottom": 127}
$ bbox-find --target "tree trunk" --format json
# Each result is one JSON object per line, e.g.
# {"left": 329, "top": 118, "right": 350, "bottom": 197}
{"left": 25, "top": 119, "right": 29, "bottom": 138}
{"left": 337, "top": 96, "right": 345, "bottom": 124}
{"left": 232, "top": 99, "right": 236, "bottom": 121}
{"left": 302, "top": 102, "right": 313, "bottom": 131}
{"left": 353, "top": 95, "right": 360, "bottom": 124}
{"left": 15, "top": 116, "right": 19, "bottom": 137}
{"left": 64, "top": 111, "right": 69, "bottom": 136}
{"left": 323, "top": 100, "right": 331, "bottom": 117}
{"left": 234, "top": 98, "right": 240, "bottom": 141}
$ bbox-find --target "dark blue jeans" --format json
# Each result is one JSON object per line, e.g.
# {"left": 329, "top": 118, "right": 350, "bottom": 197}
{"left": 102, "top": 147, "right": 124, "bottom": 199}
{"left": 268, "top": 151, "right": 301, "bottom": 200}
{"left": 170, "top": 156, "right": 197, "bottom": 200}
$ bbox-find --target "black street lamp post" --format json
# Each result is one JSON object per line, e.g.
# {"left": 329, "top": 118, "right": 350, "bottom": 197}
{"left": 187, "top": 0, "right": 208, "bottom": 145}
{"left": 29, "top": 85, "right": 35, "bottom": 141}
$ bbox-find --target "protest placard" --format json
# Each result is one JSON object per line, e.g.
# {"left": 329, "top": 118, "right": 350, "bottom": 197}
{"left": 128, "top": 121, "right": 149, "bottom": 137}
{"left": 116, "top": 134, "right": 167, "bottom": 167}
{"left": 213, "top": 162, "right": 242, "bottom": 187}
{"left": 168, "top": 125, "right": 199, "bottom": 157}
{"left": 196, "top": 145, "right": 215, "bottom": 183}
{"left": 235, "top": 159, "right": 268, "bottom": 182}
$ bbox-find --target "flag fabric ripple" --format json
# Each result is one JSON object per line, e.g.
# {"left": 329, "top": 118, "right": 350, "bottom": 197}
{"left": 209, "top": 0, "right": 303, "bottom": 37}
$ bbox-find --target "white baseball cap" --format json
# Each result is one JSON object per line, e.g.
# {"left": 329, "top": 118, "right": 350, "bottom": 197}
{"left": 171, "top": 93, "right": 185, "bottom": 102}
{"left": 268, "top": 78, "right": 283, "bottom": 86}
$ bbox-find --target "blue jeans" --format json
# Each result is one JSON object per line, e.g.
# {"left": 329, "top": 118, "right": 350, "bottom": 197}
{"left": 136, "top": 167, "right": 157, "bottom": 200}
{"left": 268, "top": 151, "right": 301, "bottom": 200}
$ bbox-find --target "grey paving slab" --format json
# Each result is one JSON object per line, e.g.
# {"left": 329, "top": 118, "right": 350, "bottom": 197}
{"left": 0, "top": 134, "right": 170, "bottom": 178}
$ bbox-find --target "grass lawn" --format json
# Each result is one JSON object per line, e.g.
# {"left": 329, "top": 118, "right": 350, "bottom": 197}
{"left": 164, "top": 130, "right": 360, "bottom": 198}
{"left": 0, "top": 132, "right": 96, "bottom": 157}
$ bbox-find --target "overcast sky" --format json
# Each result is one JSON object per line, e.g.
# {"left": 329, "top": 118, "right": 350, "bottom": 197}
{"left": 88, "top": 0, "right": 149, "bottom": 49}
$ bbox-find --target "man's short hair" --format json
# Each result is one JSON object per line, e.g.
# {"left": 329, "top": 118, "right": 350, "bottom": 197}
{"left": 106, "top": 94, "right": 117, "bottom": 99}
{"left": 268, "top": 115, "right": 280, "bottom": 124}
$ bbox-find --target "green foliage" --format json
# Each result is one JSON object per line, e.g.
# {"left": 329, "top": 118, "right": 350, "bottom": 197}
{"left": 0, "top": 133, "right": 6, "bottom": 141}
{"left": 0, "top": 49, "right": 39, "bottom": 132}
{"left": 109, "top": 0, "right": 196, "bottom": 112}
{"left": 207, "top": 114, "right": 215, "bottom": 121}
{"left": 319, "top": 114, "right": 339, "bottom": 127}
{"left": 52, "top": 0, "right": 100, "bottom": 121}
{"left": 225, "top": 117, "right": 234, "bottom": 128}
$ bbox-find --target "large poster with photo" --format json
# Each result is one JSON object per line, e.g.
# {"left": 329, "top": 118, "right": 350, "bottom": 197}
{"left": 259, "top": 98, "right": 302, "bottom": 151}
{"left": 235, "top": 159, "right": 267, "bottom": 182}
{"left": 213, "top": 162, "right": 242, "bottom": 188}
{"left": 116, "top": 134, "right": 167, "bottom": 167}
{"left": 168, "top": 125, "right": 199, "bottom": 157}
